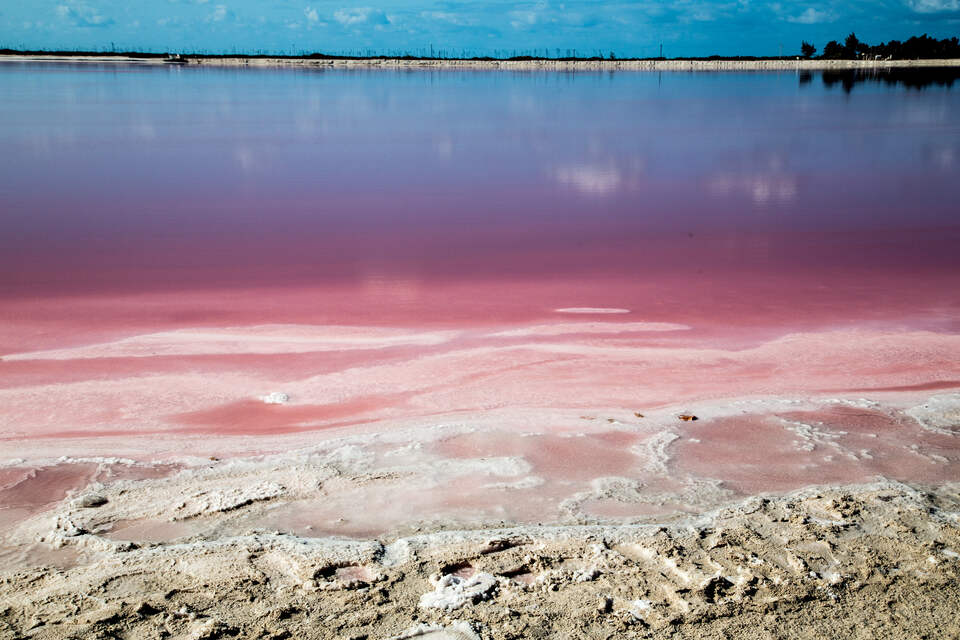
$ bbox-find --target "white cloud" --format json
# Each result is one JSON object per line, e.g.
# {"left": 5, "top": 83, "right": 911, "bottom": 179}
{"left": 785, "top": 7, "right": 835, "bottom": 23}
{"left": 422, "top": 10, "right": 470, "bottom": 26}
{"left": 509, "top": 3, "right": 600, "bottom": 29}
{"left": 508, "top": 0, "right": 551, "bottom": 29}
{"left": 334, "top": 7, "right": 390, "bottom": 26}
{"left": 209, "top": 4, "right": 227, "bottom": 22}
{"left": 55, "top": 2, "right": 114, "bottom": 27}
{"left": 906, "top": 0, "right": 959, "bottom": 11}
{"left": 304, "top": 6, "right": 319, "bottom": 23}
{"left": 509, "top": 10, "right": 539, "bottom": 28}
{"left": 673, "top": 0, "right": 743, "bottom": 24}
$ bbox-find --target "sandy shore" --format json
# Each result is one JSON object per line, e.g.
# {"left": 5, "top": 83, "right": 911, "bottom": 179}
{"left": 1, "top": 480, "right": 958, "bottom": 639}
{"left": 3, "top": 54, "right": 960, "bottom": 71}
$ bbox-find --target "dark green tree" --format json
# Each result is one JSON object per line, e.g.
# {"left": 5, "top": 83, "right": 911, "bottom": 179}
{"left": 821, "top": 40, "right": 844, "bottom": 59}
{"left": 844, "top": 32, "right": 860, "bottom": 58}
{"left": 801, "top": 41, "right": 817, "bottom": 58}
{"left": 814, "top": 32, "right": 960, "bottom": 60}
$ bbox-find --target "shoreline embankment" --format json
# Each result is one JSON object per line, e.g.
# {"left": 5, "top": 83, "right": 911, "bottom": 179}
{"left": 3, "top": 53, "right": 960, "bottom": 71}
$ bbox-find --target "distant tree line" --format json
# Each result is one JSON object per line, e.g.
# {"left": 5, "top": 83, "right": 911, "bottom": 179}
{"left": 5, "top": 34, "right": 959, "bottom": 62}
{"left": 800, "top": 33, "right": 960, "bottom": 60}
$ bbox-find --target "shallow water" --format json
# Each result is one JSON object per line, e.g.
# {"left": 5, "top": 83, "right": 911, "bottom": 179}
{"left": 0, "top": 63, "right": 958, "bottom": 537}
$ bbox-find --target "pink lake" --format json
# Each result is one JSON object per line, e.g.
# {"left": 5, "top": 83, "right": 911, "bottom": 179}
{"left": 0, "top": 63, "right": 958, "bottom": 537}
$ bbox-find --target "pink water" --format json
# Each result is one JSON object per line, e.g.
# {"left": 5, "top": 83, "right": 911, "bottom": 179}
{"left": 1, "top": 64, "right": 958, "bottom": 533}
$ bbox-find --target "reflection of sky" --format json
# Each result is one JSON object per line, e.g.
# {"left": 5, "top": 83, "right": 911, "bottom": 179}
{"left": 0, "top": 64, "right": 959, "bottom": 293}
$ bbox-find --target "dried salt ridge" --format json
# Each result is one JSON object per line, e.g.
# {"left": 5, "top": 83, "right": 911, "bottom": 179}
{"left": 2, "top": 393, "right": 958, "bottom": 548}
{"left": 1, "top": 481, "right": 959, "bottom": 639}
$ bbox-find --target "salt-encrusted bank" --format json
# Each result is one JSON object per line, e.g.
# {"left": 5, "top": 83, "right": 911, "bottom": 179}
{"left": 3, "top": 53, "right": 960, "bottom": 71}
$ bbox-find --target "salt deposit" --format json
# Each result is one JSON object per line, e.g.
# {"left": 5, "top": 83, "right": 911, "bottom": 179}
{"left": 260, "top": 392, "right": 289, "bottom": 405}
{"left": 389, "top": 622, "right": 481, "bottom": 640}
{"left": 629, "top": 599, "right": 653, "bottom": 619}
{"left": 553, "top": 307, "right": 631, "bottom": 314}
{"left": 418, "top": 572, "right": 498, "bottom": 610}
{"left": 487, "top": 321, "right": 689, "bottom": 337}
{"left": 906, "top": 394, "right": 960, "bottom": 436}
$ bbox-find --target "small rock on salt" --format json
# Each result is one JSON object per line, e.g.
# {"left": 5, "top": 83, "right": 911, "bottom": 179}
{"left": 75, "top": 494, "right": 108, "bottom": 508}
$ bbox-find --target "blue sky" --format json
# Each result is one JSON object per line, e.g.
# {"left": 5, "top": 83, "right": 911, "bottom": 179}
{"left": 2, "top": 0, "right": 959, "bottom": 58}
